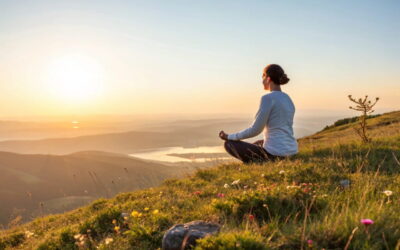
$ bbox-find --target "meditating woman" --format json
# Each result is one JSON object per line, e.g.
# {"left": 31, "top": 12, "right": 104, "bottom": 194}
{"left": 219, "top": 64, "right": 298, "bottom": 163}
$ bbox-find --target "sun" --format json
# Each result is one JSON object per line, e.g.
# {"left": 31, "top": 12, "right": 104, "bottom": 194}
{"left": 45, "top": 54, "right": 104, "bottom": 103}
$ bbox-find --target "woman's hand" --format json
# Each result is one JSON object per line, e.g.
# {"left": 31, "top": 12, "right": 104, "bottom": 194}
{"left": 219, "top": 130, "right": 229, "bottom": 140}
{"left": 253, "top": 140, "right": 264, "bottom": 146}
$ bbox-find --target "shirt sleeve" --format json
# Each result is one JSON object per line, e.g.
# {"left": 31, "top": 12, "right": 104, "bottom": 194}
{"left": 228, "top": 95, "right": 273, "bottom": 141}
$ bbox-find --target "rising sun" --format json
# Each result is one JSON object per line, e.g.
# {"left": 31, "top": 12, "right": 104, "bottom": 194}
{"left": 45, "top": 54, "right": 104, "bottom": 103}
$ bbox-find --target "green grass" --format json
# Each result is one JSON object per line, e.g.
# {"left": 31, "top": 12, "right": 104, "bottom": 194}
{"left": 1, "top": 111, "right": 399, "bottom": 249}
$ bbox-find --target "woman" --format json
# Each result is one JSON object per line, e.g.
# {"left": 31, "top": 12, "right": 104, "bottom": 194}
{"left": 219, "top": 64, "right": 298, "bottom": 163}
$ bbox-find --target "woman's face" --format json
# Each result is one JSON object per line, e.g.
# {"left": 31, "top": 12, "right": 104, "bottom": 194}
{"left": 262, "top": 71, "right": 270, "bottom": 90}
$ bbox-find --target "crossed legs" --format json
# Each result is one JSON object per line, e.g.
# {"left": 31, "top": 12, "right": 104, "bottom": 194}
{"left": 224, "top": 140, "right": 283, "bottom": 163}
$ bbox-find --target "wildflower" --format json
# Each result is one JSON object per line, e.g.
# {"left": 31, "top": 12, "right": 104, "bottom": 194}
{"left": 383, "top": 190, "right": 393, "bottom": 196}
{"left": 360, "top": 219, "right": 374, "bottom": 225}
{"left": 243, "top": 185, "right": 248, "bottom": 189}
{"left": 74, "top": 234, "right": 82, "bottom": 240}
{"left": 262, "top": 204, "right": 268, "bottom": 208}
{"left": 112, "top": 219, "right": 117, "bottom": 225}
{"left": 144, "top": 207, "right": 150, "bottom": 211}
{"left": 231, "top": 179, "right": 240, "bottom": 185}
{"left": 224, "top": 183, "right": 229, "bottom": 188}
{"left": 361, "top": 218, "right": 374, "bottom": 234}
{"left": 75, "top": 240, "right": 85, "bottom": 247}
{"left": 217, "top": 193, "right": 225, "bottom": 198}
{"left": 261, "top": 173, "right": 265, "bottom": 178}
{"left": 24, "top": 231, "right": 34, "bottom": 238}
{"left": 279, "top": 170, "right": 285, "bottom": 175}
{"left": 74, "top": 234, "right": 86, "bottom": 245}
{"left": 105, "top": 237, "right": 114, "bottom": 245}
{"left": 114, "top": 226, "right": 120, "bottom": 233}
{"left": 193, "top": 191, "right": 202, "bottom": 195}
{"left": 307, "top": 239, "right": 313, "bottom": 247}
{"left": 152, "top": 209, "right": 159, "bottom": 215}
{"left": 131, "top": 211, "right": 142, "bottom": 217}
{"left": 248, "top": 214, "right": 255, "bottom": 221}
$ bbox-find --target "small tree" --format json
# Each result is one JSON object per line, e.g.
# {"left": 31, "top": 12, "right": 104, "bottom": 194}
{"left": 348, "top": 95, "right": 379, "bottom": 143}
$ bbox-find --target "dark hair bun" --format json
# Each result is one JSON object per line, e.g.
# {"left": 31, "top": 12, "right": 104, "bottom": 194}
{"left": 265, "top": 64, "right": 290, "bottom": 85}
{"left": 279, "top": 74, "right": 290, "bottom": 85}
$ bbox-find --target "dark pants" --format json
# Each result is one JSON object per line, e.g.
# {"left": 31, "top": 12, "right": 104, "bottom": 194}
{"left": 224, "top": 140, "right": 284, "bottom": 164}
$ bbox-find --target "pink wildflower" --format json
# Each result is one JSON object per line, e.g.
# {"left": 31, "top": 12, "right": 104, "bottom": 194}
{"left": 307, "top": 239, "right": 313, "bottom": 246}
{"left": 360, "top": 219, "right": 374, "bottom": 225}
{"left": 248, "top": 214, "right": 255, "bottom": 220}
{"left": 216, "top": 193, "right": 225, "bottom": 198}
{"left": 193, "top": 191, "right": 202, "bottom": 195}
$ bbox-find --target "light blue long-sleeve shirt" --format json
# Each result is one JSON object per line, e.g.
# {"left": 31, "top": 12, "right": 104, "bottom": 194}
{"left": 228, "top": 91, "right": 298, "bottom": 156}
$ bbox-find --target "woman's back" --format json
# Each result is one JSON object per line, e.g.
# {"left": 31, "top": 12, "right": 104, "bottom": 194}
{"left": 263, "top": 91, "right": 297, "bottom": 156}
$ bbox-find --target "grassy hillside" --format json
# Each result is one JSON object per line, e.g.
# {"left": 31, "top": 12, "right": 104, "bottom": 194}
{"left": 0, "top": 111, "right": 399, "bottom": 249}
{"left": 0, "top": 151, "right": 197, "bottom": 227}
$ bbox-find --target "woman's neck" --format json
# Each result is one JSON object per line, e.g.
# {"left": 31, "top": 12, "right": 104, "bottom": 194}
{"left": 269, "top": 83, "right": 281, "bottom": 92}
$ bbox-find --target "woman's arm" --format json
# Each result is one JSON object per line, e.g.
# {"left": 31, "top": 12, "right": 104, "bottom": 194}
{"left": 228, "top": 95, "right": 273, "bottom": 141}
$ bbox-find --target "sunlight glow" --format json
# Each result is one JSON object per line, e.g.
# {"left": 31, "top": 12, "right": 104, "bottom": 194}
{"left": 45, "top": 54, "right": 104, "bottom": 103}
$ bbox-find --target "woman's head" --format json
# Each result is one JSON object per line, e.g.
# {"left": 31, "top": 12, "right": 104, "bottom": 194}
{"left": 262, "top": 64, "right": 290, "bottom": 90}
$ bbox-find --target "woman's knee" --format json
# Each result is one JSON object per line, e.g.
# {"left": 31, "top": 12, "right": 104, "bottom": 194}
{"left": 224, "top": 140, "right": 232, "bottom": 152}
{"left": 224, "top": 140, "right": 240, "bottom": 155}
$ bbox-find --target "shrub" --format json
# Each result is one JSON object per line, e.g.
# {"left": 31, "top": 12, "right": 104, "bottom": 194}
{"left": 194, "top": 231, "right": 268, "bottom": 250}
{"left": 89, "top": 199, "right": 108, "bottom": 211}
{"left": 196, "top": 169, "right": 218, "bottom": 181}
{"left": 79, "top": 208, "right": 122, "bottom": 238}
{"left": 125, "top": 224, "right": 162, "bottom": 249}
{"left": 36, "top": 228, "right": 78, "bottom": 250}
{"left": 0, "top": 232, "right": 25, "bottom": 249}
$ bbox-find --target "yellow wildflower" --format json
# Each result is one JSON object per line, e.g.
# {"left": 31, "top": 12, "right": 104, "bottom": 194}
{"left": 152, "top": 209, "right": 159, "bottom": 215}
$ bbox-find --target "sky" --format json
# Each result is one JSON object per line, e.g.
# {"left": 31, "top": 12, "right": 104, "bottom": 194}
{"left": 0, "top": 0, "right": 399, "bottom": 118}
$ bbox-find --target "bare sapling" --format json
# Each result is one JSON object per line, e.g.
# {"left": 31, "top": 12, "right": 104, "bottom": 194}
{"left": 348, "top": 95, "right": 379, "bottom": 143}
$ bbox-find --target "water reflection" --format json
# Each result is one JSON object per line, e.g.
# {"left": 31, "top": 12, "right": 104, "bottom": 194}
{"left": 129, "top": 146, "right": 229, "bottom": 163}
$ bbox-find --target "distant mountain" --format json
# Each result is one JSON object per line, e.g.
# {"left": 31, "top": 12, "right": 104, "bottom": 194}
{"left": 0, "top": 119, "right": 250, "bottom": 155}
{"left": 0, "top": 150, "right": 194, "bottom": 227}
{"left": 0, "top": 117, "right": 330, "bottom": 155}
